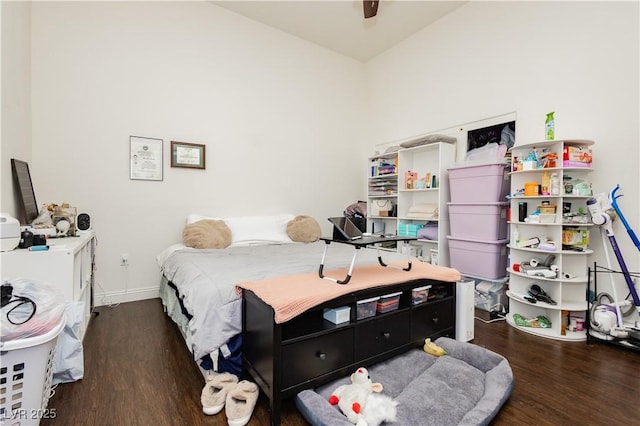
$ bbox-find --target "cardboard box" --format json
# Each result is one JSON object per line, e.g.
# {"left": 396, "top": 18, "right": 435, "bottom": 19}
{"left": 563, "top": 146, "right": 592, "bottom": 167}
{"left": 562, "top": 229, "right": 590, "bottom": 247}
{"left": 538, "top": 204, "right": 557, "bottom": 214}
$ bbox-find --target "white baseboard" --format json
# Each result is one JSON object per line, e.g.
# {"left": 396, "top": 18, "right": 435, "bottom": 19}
{"left": 94, "top": 285, "right": 159, "bottom": 307}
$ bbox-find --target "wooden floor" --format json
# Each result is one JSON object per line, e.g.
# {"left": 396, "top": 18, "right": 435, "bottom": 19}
{"left": 42, "top": 298, "right": 638, "bottom": 426}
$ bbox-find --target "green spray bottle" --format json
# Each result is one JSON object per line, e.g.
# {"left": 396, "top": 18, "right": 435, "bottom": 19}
{"left": 545, "top": 112, "right": 555, "bottom": 141}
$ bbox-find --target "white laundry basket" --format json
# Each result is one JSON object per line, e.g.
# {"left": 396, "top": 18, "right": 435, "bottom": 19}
{"left": 0, "top": 318, "right": 65, "bottom": 426}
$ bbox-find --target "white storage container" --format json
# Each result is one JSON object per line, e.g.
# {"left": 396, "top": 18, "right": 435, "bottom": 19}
{"left": 356, "top": 297, "right": 379, "bottom": 320}
{"left": 376, "top": 292, "right": 402, "bottom": 314}
{"left": 474, "top": 277, "right": 510, "bottom": 312}
{"left": 323, "top": 306, "right": 351, "bottom": 324}
{"left": 0, "top": 213, "right": 20, "bottom": 252}
{"left": 448, "top": 202, "right": 509, "bottom": 240}
{"left": 411, "top": 285, "right": 432, "bottom": 306}
{"left": 0, "top": 318, "right": 65, "bottom": 425}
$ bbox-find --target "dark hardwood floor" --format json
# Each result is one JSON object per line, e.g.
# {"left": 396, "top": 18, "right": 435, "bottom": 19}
{"left": 42, "top": 299, "right": 638, "bottom": 426}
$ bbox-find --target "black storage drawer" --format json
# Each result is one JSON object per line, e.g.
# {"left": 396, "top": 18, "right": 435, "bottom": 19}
{"left": 411, "top": 299, "right": 454, "bottom": 341}
{"left": 355, "top": 311, "right": 411, "bottom": 360}
{"left": 281, "top": 328, "right": 354, "bottom": 389}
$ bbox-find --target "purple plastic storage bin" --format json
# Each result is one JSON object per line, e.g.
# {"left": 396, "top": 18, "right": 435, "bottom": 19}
{"left": 448, "top": 202, "right": 509, "bottom": 240}
{"left": 448, "top": 163, "right": 510, "bottom": 203}
{"left": 447, "top": 236, "right": 509, "bottom": 280}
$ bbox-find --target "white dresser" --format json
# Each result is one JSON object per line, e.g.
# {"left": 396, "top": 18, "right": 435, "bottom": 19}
{"left": 0, "top": 231, "right": 96, "bottom": 340}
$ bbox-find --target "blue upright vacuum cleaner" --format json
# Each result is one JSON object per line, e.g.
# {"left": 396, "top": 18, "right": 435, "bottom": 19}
{"left": 587, "top": 186, "right": 640, "bottom": 344}
{"left": 610, "top": 184, "right": 640, "bottom": 253}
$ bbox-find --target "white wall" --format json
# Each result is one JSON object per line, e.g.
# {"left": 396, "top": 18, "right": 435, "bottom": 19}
{"left": 366, "top": 1, "right": 639, "bottom": 294}
{"left": 18, "top": 1, "right": 640, "bottom": 305}
{"left": 1, "top": 1, "right": 32, "bottom": 217}
{"left": 30, "top": 1, "right": 367, "bottom": 304}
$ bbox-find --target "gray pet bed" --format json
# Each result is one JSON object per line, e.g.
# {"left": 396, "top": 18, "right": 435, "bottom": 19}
{"left": 295, "top": 337, "right": 514, "bottom": 426}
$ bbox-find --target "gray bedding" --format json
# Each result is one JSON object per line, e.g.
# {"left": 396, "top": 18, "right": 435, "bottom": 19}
{"left": 158, "top": 241, "right": 409, "bottom": 362}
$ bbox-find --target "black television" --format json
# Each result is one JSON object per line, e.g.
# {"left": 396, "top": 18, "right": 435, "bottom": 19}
{"left": 11, "top": 159, "right": 39, "bottom": 226}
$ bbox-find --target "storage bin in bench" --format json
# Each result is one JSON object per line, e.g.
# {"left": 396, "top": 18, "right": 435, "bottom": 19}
{"left": 295, "top": 337, "right": 514, "bottom": 426}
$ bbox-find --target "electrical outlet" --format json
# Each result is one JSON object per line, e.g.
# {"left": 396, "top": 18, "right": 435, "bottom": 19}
{"left": 120, "top": 253, "right": 129, "bottom": 267}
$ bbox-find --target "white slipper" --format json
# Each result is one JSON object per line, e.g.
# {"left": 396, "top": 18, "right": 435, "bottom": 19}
{"left": 201, "top": 372, "right": 238, "bottom": 415}
{"left": 225, "top": 380, "right": 259, "bottom": 426}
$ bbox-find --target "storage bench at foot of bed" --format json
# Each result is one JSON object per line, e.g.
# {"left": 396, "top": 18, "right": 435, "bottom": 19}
{"left": 241, "top": 279, "right": 456, "bottom": 426}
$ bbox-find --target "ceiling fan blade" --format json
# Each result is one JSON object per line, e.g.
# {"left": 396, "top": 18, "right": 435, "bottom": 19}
{"left": 363, "top": 0, "right": 379, "bottom": 19}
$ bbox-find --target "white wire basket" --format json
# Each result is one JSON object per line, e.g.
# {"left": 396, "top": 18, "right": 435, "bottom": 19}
{"left": 0, "top": 318, "right": 65, "bottom": 426}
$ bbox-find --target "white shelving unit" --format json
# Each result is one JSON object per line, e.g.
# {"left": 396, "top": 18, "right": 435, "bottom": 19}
{"left": 367, "top": 151, "right": 399, "bottom": 239}
{"left": 0, "top": 232, "right": 96, "bottom": 340}
{"left": 367, "top": 141, "right": 456, "bottom": 265}
{"left": 506, "top": 140, "right": 594, "bottom": 341}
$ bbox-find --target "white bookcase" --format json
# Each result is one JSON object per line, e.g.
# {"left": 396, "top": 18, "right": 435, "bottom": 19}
{"left": 0, "top": 231, "right": 96, "bottom": 340}
{"left": 367, "top": 141, "right": 456, "bottom": 265}
{"left": 367, "top": 151, "right": 399, "bottom": 236}
{"left": 506, "top": 140, "right": 594, "bottom": 341}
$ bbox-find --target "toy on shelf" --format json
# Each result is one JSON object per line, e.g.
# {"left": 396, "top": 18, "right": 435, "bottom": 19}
{"left": 404, "top": 171, "right": 418, "bottom": 189}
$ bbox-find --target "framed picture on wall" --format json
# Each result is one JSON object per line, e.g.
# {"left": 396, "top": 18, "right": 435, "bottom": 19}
{"left": 171, "top": 141, "right": 206, "bottom": 169}
{"left": 130, "top": 136, "right": 163, "bottom": 181}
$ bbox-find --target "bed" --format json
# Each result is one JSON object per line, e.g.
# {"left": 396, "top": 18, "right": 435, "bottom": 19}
{"left": 156, "top": 214, "right": 461, "bottom": 377}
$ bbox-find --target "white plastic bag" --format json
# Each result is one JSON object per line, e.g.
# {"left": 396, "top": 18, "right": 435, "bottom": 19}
{"left": 1, "top": 278, "right": 65, "bottom": 341}
{"left": 32, "top": 205, "right": 53, "bottom": 226}
{"left": 53, "top": 301, "right": 85, "bottom": 384}
{"left": 464, "top": 142, "right": 508, "bottom": 164}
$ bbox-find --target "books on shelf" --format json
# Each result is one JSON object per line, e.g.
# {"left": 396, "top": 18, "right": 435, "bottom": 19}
{"left": 370, "top": 158, "right": 397, "bottom": 177}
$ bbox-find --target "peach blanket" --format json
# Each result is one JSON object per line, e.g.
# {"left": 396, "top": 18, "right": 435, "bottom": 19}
{"left": 236, "top": 261, "right": 461, "bottom": 324}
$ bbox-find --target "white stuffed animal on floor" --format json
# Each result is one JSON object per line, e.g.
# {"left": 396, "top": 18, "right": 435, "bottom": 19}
{"left": 328, "top": 367, "right": 383, "bottom": 426}
{"left": 361, "top": 393, "right": 398, "bottom": 426}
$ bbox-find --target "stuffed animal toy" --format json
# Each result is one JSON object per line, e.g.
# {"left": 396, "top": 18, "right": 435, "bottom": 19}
{"left": 361, "top": 393, "right": 398, "bottom": 426}
{"left": 424, "top": 338, "right": 447, "bottom": 356}
{"left": 328, "top": 367, "right": 383, "bottom": 426}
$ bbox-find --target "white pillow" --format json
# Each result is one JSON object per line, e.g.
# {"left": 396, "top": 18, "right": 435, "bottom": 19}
{"left": 186, "top": 213, "right": 295, "bottom": 246}
{"left": 187, "top": 213, "right": 220, "bottom": 224}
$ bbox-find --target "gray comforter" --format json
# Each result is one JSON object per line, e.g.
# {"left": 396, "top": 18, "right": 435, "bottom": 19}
{"left": 159, "top": 241, "right": 408, "bottom": 361}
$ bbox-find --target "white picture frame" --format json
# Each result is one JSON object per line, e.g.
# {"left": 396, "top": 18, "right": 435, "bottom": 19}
{"left": 130, "top": 136, "right": 163, "bottom": 181}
